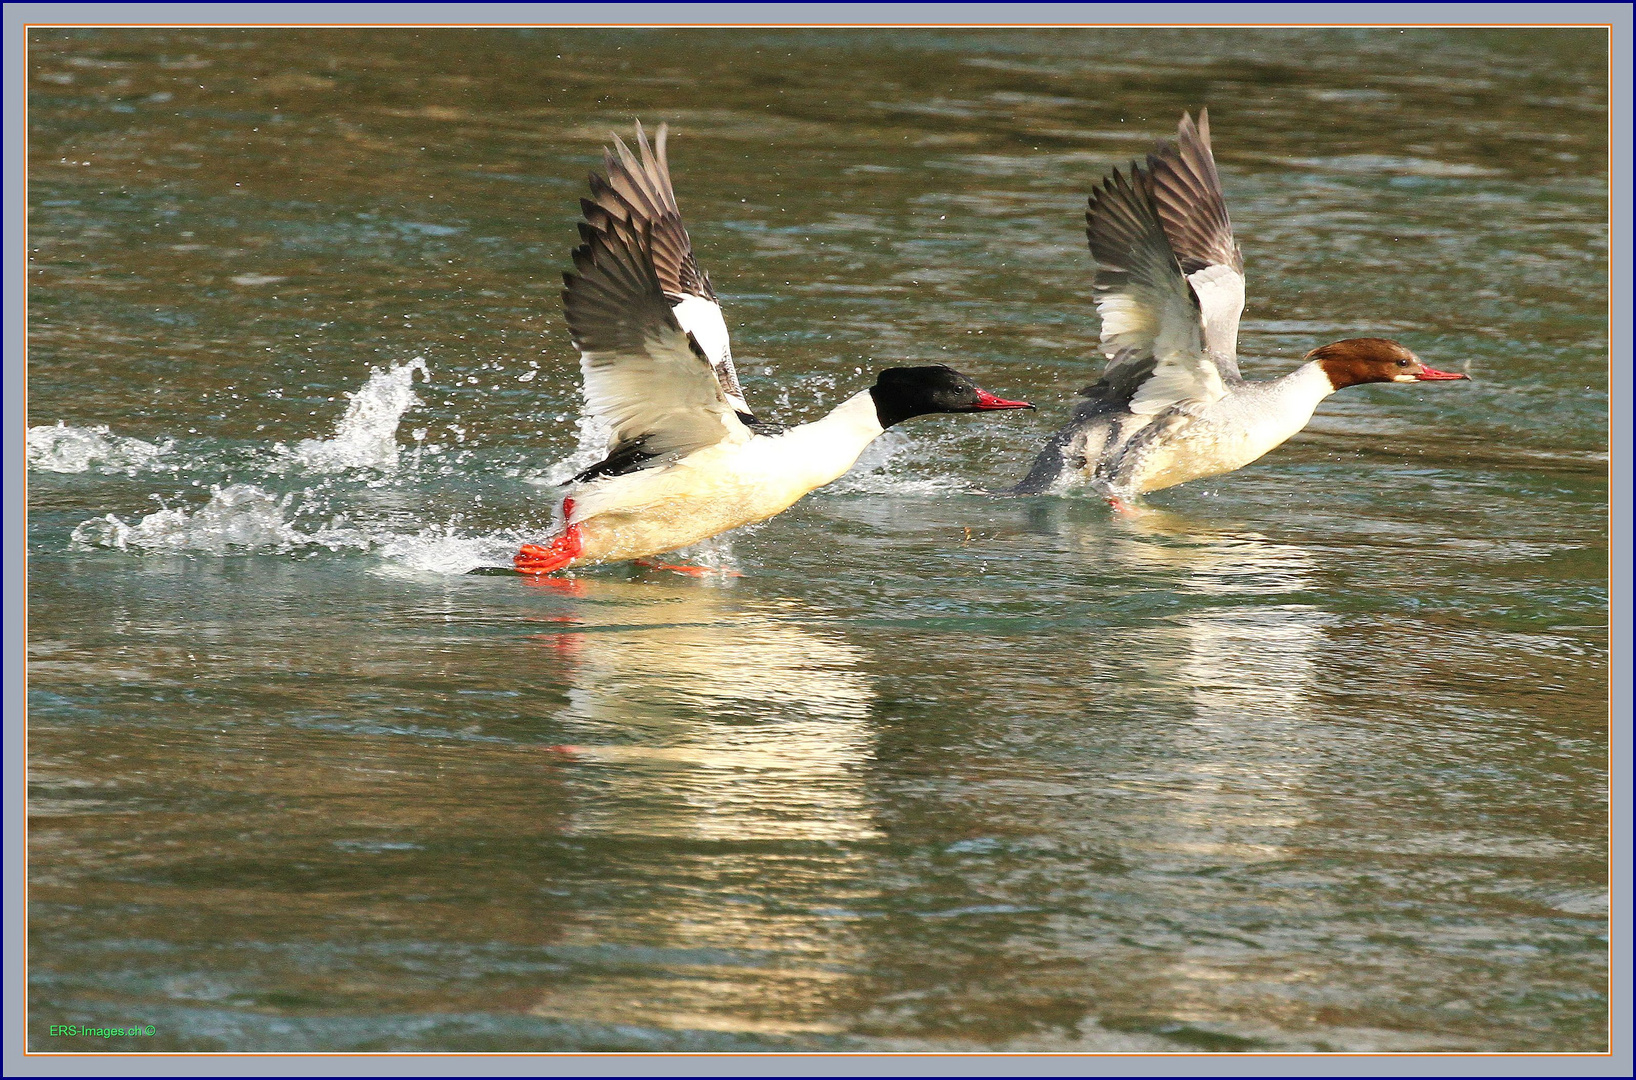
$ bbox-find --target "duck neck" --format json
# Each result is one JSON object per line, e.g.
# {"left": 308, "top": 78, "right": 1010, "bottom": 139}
{"left": 780, "top": 390, "right": 887, "bottom": 488}
{"left": 1243, "top": 360, "right": 1339, "bottom": 448}
{"left": 1282, "top": 360, "right": 1341, "bottom": 403}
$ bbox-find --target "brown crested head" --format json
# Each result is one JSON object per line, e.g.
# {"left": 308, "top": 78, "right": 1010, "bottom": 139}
{"left": 1306, "top": 338, "right": 1469, "bottom": 390}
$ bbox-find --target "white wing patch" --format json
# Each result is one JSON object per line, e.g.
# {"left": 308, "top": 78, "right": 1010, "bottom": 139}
{"left": 670, "top": 293, "right": 749, "bottom": 414}
{"left": 1116, "top": 278, "right": 1225, "bottom": 418}
{"left": 1187, "top": 263, "right": 1245, "bottom": 363}
{"left": 1119, "top": 265, "right": 1238, "bottom": 418}
{"left": 1097, "top": 292, "right": 1160, "bottom": 354}
{"left": 1127, "top": 356, "right": 1226, "bottom": 417}
{"left": 671, "top": 294, "right": 731, "bottom": 367}
{"left": 577, "top": 333, "right": 748, "bottom": 462}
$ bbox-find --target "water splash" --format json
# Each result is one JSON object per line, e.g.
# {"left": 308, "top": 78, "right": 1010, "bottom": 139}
{"left": 285, "top": 357, "right": 427, "bottom": 472}
{"left": 827, "top": 428, "right": 967, "bottom": 496}
{"left": 374, "top": 528, "right": 528, "bottom": 576}
{"left": 531, "top": 408, "right": 615, "bottom": 487}
{"left": 45, "top": 353, "right": 981, "bottom": 576}
{"left": 69, "top": 484, "right": 371, "bottom": 555}
{"left": 70, "top": 483, "right": 527, "bottom": 573}
{"left": 665, "top": 534, "right": 742, "bottom": 577}
{"left": 26, "top": 423, "right": 175, "bottom": 475}
{"left": 30, "top": 358, "right": 430, "bottom": 480}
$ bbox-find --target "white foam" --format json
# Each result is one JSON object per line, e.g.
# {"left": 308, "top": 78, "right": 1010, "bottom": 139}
{"left": 286, "top": 357, "right": 427, "bottom": 472}
{"left": 374, "top": 528, "right": 524, "bottom": 576}
{"left": 70, "top": 484, "right": 372, "bottom": 555}
{"left": 26, "top": 422, "right": 175, "bottom": 475}
{"left": 70, "top": 482, "right": 529, "bottom": 575}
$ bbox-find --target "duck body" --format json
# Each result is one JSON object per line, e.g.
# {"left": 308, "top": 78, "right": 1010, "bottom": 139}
{"left": 1021, "top": 361, "right": 1336, "bottom": 495}
{"left": 559, "top": 391, "right": 885, "bottom": 565}
{"left": 1013, "top": 110, "right": 1467, "bottom": 501}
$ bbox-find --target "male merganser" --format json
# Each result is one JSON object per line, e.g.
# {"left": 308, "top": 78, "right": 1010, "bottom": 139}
{"left": 1012, "top": 110, "right": 1467, "bottom": 503}
{"left": 515, "top": 124, "right": 1033, "bottom": 574}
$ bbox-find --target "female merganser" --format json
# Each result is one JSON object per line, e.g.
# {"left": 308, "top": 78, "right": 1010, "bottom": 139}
{"left": 515, "top": 123, "right": 1033, "bottom": 574}
{"left": 1012, "top": 110, "right": 1467, "bottom": 504}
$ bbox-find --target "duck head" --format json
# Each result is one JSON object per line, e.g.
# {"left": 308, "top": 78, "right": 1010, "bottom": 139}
{"left": 869, "top": 365, "right": 1034, "bottom": 428}
{"left": 1308, "top": 338, "right": 1469, "bottom": 390}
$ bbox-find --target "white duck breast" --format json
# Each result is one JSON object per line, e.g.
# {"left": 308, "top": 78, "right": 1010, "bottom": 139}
{"left": 1012, "top": 109, "right": 1467, "bottom": 500}
{"left": 566, "top": 392, "right": 887, "bottom": 564}
{"left": 1122, "top": 363, "right": 1337, "bottom": 493}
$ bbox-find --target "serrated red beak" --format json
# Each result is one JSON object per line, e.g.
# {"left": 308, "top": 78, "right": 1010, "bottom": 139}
{"left": 1414, "top": 365, "right": 1469, "bottom": 381}
{"left": 972, "top": 388, "right": 1035, "bottom": 410}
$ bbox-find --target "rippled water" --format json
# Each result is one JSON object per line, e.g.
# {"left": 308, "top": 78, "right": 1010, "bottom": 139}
{"left": 27, "top": 28, "right": 1607, "bottom": 1052}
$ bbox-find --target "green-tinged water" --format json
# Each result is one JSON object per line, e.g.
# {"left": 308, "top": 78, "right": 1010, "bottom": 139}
{"left": 27, "top": 27, "right": 1607, "bottom": 1052}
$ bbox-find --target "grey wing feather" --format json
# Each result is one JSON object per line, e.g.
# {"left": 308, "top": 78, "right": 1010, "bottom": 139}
{"left": 1144, "top": 109, "right": 1246, "bottom": 372}
{"left": 1083, "top": 160, "right": 1222, "bottom": 416}
{"left": 561, "top": 214, "right": 670, "bottom": 358}
{"left": 1147, "top": 110, "right": 1242, "bottom": 277}
{"left": 582, "top": 123, "right": 752, "bottom": 415}
{"left": 561, "top": 210, "right": 745, "bottom": 468}
{"left": 586, "top": 123, "right": 715, "bottom": 301}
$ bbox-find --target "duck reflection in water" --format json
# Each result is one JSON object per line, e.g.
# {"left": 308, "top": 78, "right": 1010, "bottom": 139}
{"left": 521, "top": 577, "right": 878, "bottom": 1036}
{"left": 1045, "top": 505, "right": 1330, "bottom": 856}
{"left": 526, "top": 577, "right": 879, "bottom": 844}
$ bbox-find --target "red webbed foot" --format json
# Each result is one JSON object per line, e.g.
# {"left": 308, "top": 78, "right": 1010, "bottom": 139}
{"left": 515, "top": 498, "right": 584, "bottom": 575}
{"left": 1106, "top": 495, "right": 1140, "bottom": 515}
{"left": 633, "top": 558, "right": 742, "bottom": 578}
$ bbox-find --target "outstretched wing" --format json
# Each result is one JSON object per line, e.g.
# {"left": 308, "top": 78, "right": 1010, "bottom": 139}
{"left": 1146, "top": 109, "right": 1244, "bottom": 373}
{"left": 1083, "top": 110, "right": 1244, "bottom": 417}
{"left": 581, "top": 122, "right": 753, "bottom": 418}
{"left": 562, "top": 196, "right": 747, "bottom": 479}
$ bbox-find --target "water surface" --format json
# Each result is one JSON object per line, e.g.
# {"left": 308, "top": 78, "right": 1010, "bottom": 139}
{"left": 27, "top": 27, "right": 1608, "bottom": 1052}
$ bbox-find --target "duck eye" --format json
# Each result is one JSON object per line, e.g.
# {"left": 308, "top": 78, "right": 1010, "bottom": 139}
{"left": 1396, "top": 358, "right": 1409, "bottom": 367}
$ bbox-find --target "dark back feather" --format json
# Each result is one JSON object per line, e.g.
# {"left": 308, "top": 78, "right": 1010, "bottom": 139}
{"left": 560, "top": 216, "right": 672, "bottom": 360}
{"left": 1146, "top": 109, "right": 1242, "bottom": 277}
{"left": 585, "top": 123, "right": 715, "bottom": 302}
